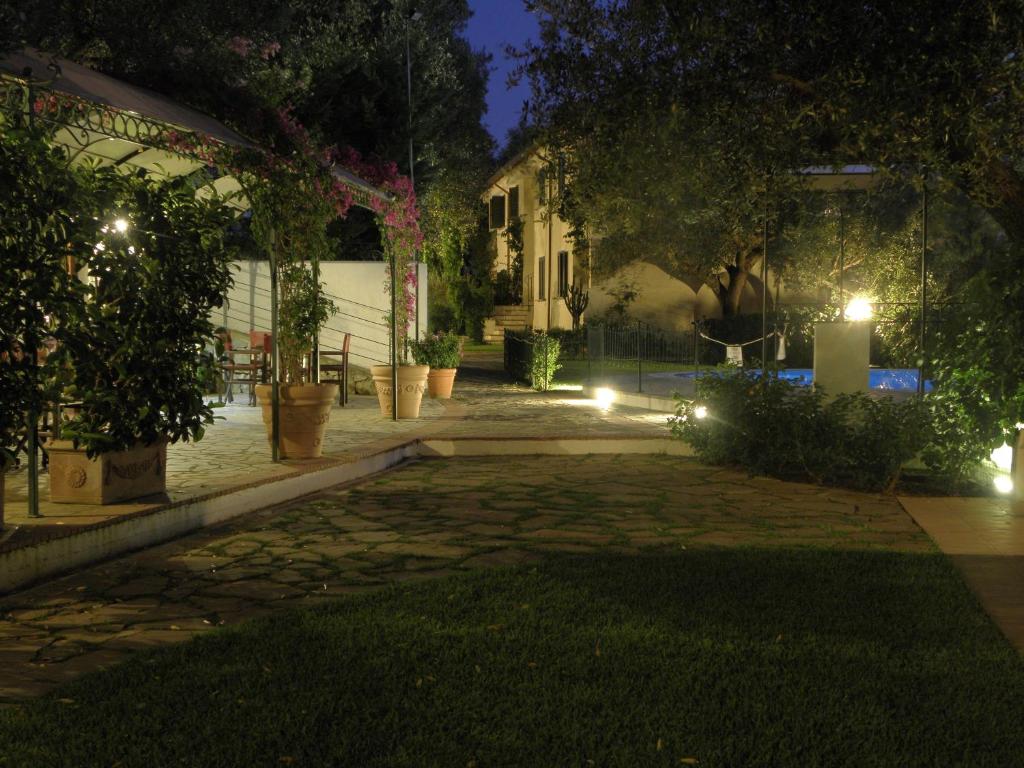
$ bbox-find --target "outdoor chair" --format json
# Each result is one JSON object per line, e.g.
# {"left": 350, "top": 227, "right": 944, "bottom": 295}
{"left": 319, "top": 333, "right": 351, "bottom": 406}
{"left": 218, "top": 329, "right": 264, "bottom": 406}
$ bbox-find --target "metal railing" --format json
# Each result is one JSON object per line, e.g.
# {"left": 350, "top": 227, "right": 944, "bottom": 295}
{"left": 586, "top": 321, "right": 697, "bottom": 393}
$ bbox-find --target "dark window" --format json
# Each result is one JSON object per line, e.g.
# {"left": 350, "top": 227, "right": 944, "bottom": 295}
{"left": 557, "top": 251, "right": 569, "bottom": 297}
{"left": 538, "top": 256, "right": 546, "bottom": 300}
{"left": 508, "top": 186, "right": 519, "bottom": 221}
{"left": 489, "top": 194, "right": 506, "bottom": 229}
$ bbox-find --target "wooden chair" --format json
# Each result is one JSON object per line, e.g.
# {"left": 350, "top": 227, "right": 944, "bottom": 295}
{"left": 218, "top": 330, "right": 263, "bottom": 406}
{"left": 319, "top": 333, "right": 351, "bottom": 406}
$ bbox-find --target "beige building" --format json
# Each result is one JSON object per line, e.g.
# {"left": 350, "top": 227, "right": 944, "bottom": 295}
{"left": 481, "top": 150, "right": 847, "bottom": 339}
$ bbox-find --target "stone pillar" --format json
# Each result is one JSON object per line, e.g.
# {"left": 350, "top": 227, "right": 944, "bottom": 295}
{"left": 813, "top": 322, "right": 870, "bottom": 397}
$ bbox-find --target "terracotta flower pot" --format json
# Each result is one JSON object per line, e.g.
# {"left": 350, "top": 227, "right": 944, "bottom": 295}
{"left": 427, "top": 368, "right": 457, "bottom": 399}
{"left": 255, "top": 382, "right": 339, "bottom": 459}
{"left": 370, "top": 364, "right": 429, "bottom": 418}
{"left": 47, "top": 439, "right": 168, "bottom": 505}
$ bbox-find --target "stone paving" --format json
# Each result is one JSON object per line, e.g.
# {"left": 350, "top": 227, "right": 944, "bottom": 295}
{"left": 0, "top": 453, "right": 932, "bottom": 702}
{"left": 1, "top": 351, "right": 667, "bottom": 550}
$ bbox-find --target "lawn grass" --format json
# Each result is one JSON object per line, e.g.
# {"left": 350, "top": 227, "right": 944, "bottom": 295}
{"left": 2, "top": 549, "right": 1022, "bottom": 767}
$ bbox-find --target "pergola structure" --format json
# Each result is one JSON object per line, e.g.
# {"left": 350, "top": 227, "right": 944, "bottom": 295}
{"left": 0, "top": 49, "right": 401, "bottom": 517}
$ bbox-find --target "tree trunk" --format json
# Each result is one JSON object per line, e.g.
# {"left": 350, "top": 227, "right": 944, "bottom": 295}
{"left": 717, "top": 265, "right": 749, "bottom": 317}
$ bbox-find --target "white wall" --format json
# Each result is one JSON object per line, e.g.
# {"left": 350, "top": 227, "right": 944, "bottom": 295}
{"left": 217, "top": 260, "right": 428, "bottom": 369}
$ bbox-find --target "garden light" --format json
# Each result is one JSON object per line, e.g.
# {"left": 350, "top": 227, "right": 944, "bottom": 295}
{"left": 694, "top": 405, "right": 709, "bottom": 419}
{"left": 844, "top": 296, "right": 873, "bottom": 322}
{"left": 990, "top": 442, "right": 1014, "bottom": 472}
{"left": 113, "top": 218, "right": 129, "bottom": 233}
{"left": 595, "top": 387, "right": 616, "bottom": 409}
{"left": 994, "top": 474, "right": 1014, "bottom": 495}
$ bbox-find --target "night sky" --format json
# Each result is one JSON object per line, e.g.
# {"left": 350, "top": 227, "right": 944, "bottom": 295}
{"left": 464, "top": 0, "right": 539, "bottom": 150}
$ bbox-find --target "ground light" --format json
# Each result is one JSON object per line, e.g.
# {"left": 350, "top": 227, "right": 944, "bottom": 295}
{"left": 994, "top": 474, "right": 1014, "bottom": 495}
{"left": 594, "top": 388, "right": 616, "bottom": 409}
{"left": 990, "top": 442, "right": 1014, "bottom": 472}
{"left": 694, "top": 405, "right": 709, "bottom": 419}
{"left": 844, "top": 295, "right": 873, "bottom": 322}
{"left": 113, "top": 217, "right": 129, "bottom": 233}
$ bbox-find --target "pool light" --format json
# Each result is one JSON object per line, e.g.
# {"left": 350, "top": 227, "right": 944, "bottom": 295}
{"left": 694, "top": 405, "right": 709, "bottom": 420}
{"left": 994, "top": 474, "right": 1014, "bottom": 495}
{"left": 595, "top": 387, "right": 616, "bottom": 409}
{"left": 844, "top": 296, "right": 873, "bottom": 322}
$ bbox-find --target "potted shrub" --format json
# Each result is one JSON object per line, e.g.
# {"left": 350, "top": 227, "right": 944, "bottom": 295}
{"left": 49, "top": 170, "right": 237, "bottom": 504}
{"left": 370, "top": 224, "right": 429, "bottom": 418}
{"left": 410, "top": 331, "right": 463, "bottom": 399}
{"left": 0, "top": 122, "right": 100, "bottom": 513}
{"left": 253, "top": 262, "right": 339, "bottom": 458}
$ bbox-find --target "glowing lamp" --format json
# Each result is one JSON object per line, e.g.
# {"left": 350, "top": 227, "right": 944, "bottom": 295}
{"left": 844, "top": 296, "right": 873, "bottom": 322}
{"left": 694, "top": 405, "right": 709, "bottom": 420}
{"left": 595, "top": 388, "right": 616, "bottom": 409}
{"left": 994, "top": 474, "right": 1014, "bottom": 495}
{"left": 990, "top": 443, "right": 1014, "bottom": 472}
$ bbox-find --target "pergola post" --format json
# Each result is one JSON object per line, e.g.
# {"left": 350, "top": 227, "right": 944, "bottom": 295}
{"left": 918, "top": 181, "right": 928, "bottom": 396}
{"left": 390, "top": 248, "right": 399, "bottom": 421}
{"left": 761, "top": 201, "right": 768, "bottom": 372}
{"left": 269, "top": 230, "right": 281, "bottom": 462}
{"left": 311, "top": 252, "right": 320, "bottom": 384}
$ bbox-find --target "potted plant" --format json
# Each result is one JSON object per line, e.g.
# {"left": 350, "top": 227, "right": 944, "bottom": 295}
{"left": 410, "top": 331, "right": 463, "bottom": 399}
{"left": 0, "top": 122, "right": 102, "bottom": 512}
{"left": 370, "top": 214, "right": 429, "bottom": 418}
{"left": 253, "top": 262, "right": 339, "bottom": 458}
{"left": 48, "top": 169, "right": 237, "bottom": 504}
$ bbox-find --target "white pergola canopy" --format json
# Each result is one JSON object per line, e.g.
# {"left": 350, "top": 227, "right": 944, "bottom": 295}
{"left": 0, "top": 48, "right": 390, "bottom": 207}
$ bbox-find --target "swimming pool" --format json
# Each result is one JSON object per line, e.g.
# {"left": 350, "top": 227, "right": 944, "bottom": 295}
{"left": 673, "top": 368, "right": 933, "bottom": 393}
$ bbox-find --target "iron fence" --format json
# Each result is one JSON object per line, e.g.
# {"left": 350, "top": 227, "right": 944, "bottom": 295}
{"left": 586, "top": 321, "right": 697, "bottom": 393}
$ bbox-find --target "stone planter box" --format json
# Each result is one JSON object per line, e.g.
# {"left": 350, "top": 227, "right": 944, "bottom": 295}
{"left": 47, "top": 440, "right": 168, "bottom": 505}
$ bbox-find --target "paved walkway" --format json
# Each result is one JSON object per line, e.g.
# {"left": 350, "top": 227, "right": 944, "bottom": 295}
{"left": 1, "top": 351, "right": 665, "bottom": 550}
{"left": 899, "top": 496, "right": 1024, "bottom": 650}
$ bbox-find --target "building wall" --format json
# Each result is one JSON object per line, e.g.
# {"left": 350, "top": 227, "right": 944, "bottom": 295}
{"left": 485, "top": 152, "right": 579, "bottom": 331}
{"left": 484, "top": 151, "right": 819, "bottom": 332}
{"left": 217, "top": 260, "right": 428, "bottom": 369}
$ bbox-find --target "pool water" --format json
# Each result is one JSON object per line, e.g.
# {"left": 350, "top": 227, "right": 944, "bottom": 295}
{"left": 674, "top": 368, "right": 933, "bottom": 393}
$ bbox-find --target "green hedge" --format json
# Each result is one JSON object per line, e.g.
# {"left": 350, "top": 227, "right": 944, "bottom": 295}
{"left": 671, "top": 370, "right": 929, "bottom": 492}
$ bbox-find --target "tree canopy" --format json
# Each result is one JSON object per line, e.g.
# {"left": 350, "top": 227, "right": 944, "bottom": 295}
{"left": 517, "top": 0, "right": 1024, "bottom": 313}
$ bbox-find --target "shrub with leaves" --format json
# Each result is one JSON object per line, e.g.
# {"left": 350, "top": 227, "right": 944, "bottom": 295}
{"left": 671, "top": 370, "right": 928, "bottom": 492}
{"left": 530, "top": 332, "right": 561, "bottom": 391}
{"left": 410, "top": 331, "right": 463, "bottom": 369}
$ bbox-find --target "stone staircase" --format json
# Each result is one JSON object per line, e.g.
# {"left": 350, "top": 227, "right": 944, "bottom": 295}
{"left": 483, "top": 304, "right": 531, "bottom": 344}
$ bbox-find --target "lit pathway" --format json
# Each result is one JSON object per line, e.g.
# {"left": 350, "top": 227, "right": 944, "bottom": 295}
{"left": 899, "top": 496, "right": 1024, "bottom": 651}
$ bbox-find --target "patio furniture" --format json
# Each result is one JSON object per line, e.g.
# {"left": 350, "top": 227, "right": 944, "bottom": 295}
{"left": 319, "top": 333, "right": 352, "bottom": 406}
{"left": 219, "top": 330, "right": 266, "bottom": 406}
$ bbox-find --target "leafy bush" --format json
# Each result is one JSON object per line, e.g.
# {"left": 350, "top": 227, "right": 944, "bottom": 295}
{"left": 671, "top": 370, "right": 929, "bottom": 492}
{"left": 59, "top": 171, "right": 237, "bottom": 456}
{"left": 530, "top": 332, "right": 561, "bottom": 391}
{"left": 410, "top": 331, "right": 463, "bottom": 369}
{"left": 504, "top": 331, "right": 561, "bottom": 391}
{"left": 546, "top": 327, "right": 586, "bottom": 360}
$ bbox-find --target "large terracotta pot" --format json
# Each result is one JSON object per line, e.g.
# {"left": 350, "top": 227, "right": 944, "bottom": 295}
{"left": 427, "top": 368, "right": 457, "bottom": 399}
{"left": 255, "top": 383, "right": 339, "bottom": 459}
{"left": 370, "top": 364, "right": 429, "bottom": 418}
{"left": 48, "top": 439, "right": 168, "bottom": 505}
